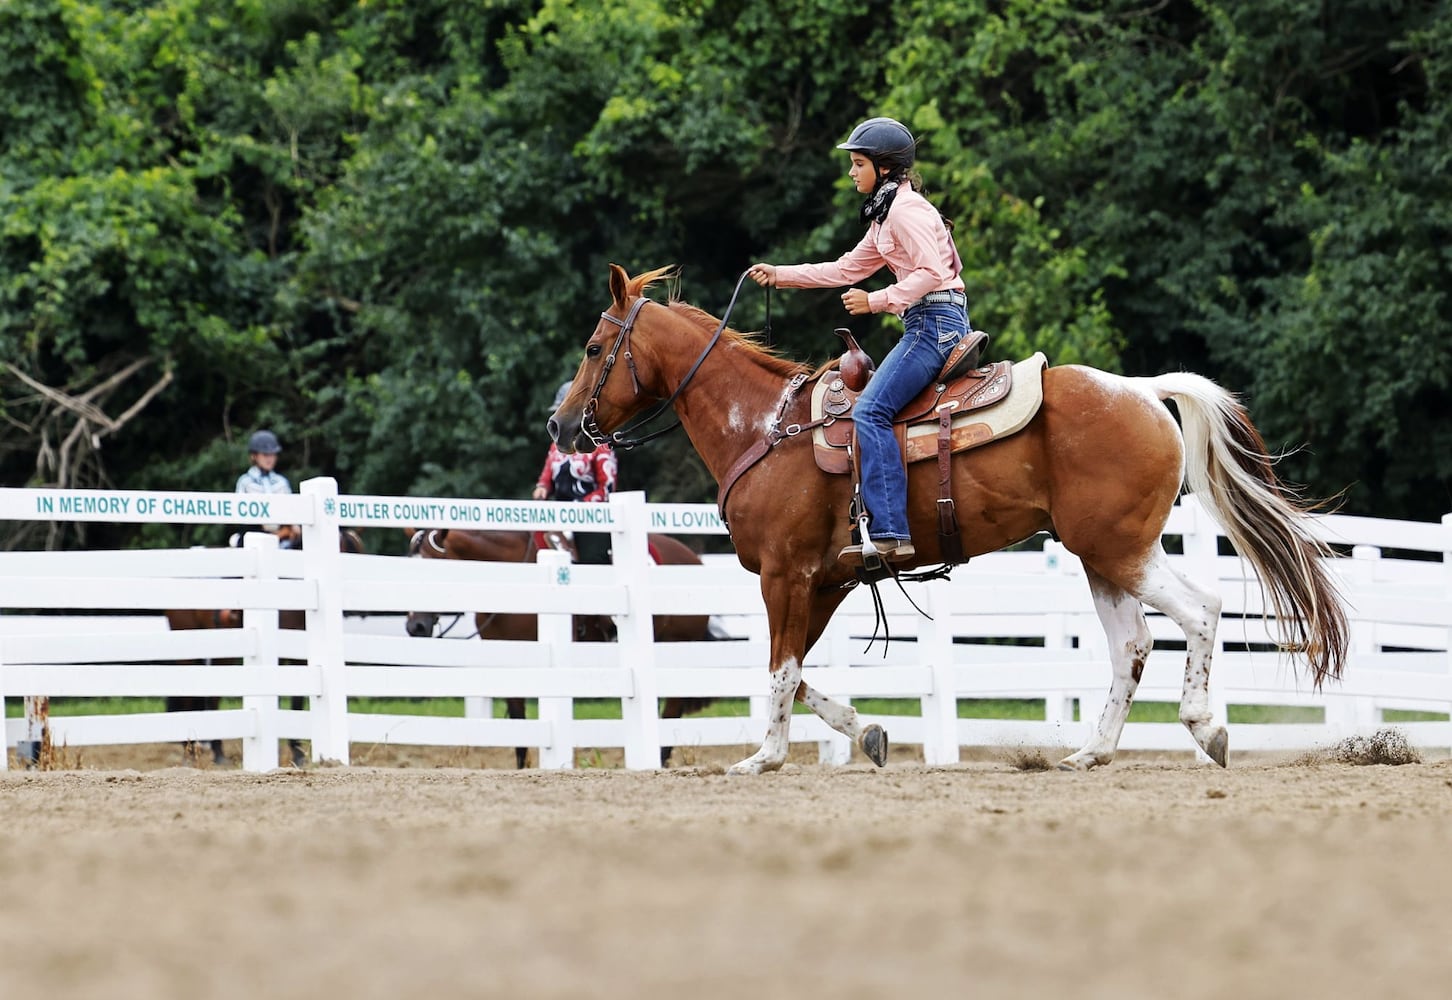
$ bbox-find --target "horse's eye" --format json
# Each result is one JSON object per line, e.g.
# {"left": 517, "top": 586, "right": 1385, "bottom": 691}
{"left": 586, "top": 344, "right": 602, "bottom": 357}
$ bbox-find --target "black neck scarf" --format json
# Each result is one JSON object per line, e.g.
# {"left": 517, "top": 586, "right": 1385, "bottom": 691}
{"left": 860, "top": 178, "right": 900, "bottom": 225}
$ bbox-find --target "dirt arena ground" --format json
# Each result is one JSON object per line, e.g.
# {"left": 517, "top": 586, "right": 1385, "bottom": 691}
{"left": 3, "top": 741, "right": 1451, "bottom": 1000}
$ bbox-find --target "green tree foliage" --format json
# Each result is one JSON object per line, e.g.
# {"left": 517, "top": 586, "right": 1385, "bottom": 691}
{"left": 2, "top": 0, "right": 1449, "bottom": 551}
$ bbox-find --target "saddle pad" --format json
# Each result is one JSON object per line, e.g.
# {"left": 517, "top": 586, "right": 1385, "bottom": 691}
{"left": 811, "top": 352, "right": 1049, "bottom": 474}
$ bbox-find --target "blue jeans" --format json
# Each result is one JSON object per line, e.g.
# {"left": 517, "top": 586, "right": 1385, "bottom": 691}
{"left": 855, "top": 299, "right": 970, "bottom": 541}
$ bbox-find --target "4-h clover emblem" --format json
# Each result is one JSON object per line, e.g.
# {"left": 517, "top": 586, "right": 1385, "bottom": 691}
{"left": 323, "top": 497, "right": 336, "bottom": 516}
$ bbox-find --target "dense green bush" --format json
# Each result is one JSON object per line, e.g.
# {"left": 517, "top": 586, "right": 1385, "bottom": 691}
{"left": 3, "top": 0, "right": 1448, "bottom": 550}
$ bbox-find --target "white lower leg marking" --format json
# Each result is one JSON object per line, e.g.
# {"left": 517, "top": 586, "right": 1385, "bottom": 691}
{"left": 1061, "top": 573, "right": 1153, "bottom": 770}
{"left": 801, "top": 683, "right": 862, "bottom": 741}
{"left": 728, "top": 657, "right": 802, "bottom": 775}
{"left": 1130, "top": 552, "right": 1224, "bottom": 757}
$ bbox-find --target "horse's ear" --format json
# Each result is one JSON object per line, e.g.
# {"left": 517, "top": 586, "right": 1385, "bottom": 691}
{"left": 608, "top": 263, "right": 629, "bottom": 309}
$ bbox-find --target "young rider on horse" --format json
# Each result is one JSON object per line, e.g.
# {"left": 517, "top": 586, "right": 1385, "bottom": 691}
{"left": 231, "top": 428, "right": 297, "bottom": 548}
{"left": 748, "top": 116, "right": 969, "bottom": 567}
{"left": 533, "top": 380, "right": 618, "bottom": 564}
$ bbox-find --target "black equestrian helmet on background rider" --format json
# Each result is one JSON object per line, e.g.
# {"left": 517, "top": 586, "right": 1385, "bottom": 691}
{"left": 836, "top": 117, "right": 917, "bottom": 174}
{"left": 247, "top": 429, "right": 282, "bottom": 454}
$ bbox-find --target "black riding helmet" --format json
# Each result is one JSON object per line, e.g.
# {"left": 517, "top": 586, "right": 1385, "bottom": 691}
{"left": 837, "top": 117, "right": 916, "bottom": 175}
{"left": 248, "top": 429, "right": 282, "bottom": 454}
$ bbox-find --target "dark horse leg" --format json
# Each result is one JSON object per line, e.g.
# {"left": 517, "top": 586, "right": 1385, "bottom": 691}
{"left": 507, "top": 698, "right": 528, "bottom": 768}
{"left": 165, "top": 695, "right": 227, "bottom": 766}
{"left": 162, "top": 610, "right": 231, "bottom": 767}
{"left": 658, "top": 698, "right": 714, "bottom": 767}
{"left": 287, "top": 696, "right": 308, "bottom": 767}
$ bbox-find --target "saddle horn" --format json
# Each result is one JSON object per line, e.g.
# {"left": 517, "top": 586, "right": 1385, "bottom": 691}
{"left": 834, "top": 328, "right": 875, "bottom": 392}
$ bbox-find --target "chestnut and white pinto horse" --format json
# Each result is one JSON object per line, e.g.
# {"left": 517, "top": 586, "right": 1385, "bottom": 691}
{"left": 548, "top": 265, "right": 1349, "bottom": 775}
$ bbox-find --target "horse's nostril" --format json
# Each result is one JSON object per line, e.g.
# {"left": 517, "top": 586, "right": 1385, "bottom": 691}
{"left": 547, "top": 416, "right": 560, "bottom": 442}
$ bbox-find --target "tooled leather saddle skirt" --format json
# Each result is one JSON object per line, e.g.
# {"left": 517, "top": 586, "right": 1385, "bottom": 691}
{"left": 810, "top": 352, "right": 1049, "bottom": 474}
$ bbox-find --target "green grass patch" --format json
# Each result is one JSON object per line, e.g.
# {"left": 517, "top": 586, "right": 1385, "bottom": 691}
{"left": 1384, "top": 708, "right": 1450, "bottom": 723}
{"left": 0, "top": 696, "right": 1389, "bottom": 727}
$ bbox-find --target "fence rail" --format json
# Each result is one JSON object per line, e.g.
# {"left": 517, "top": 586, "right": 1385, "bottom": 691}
{"left": 2, "top": 479, "right": 1450, "bottom": 771}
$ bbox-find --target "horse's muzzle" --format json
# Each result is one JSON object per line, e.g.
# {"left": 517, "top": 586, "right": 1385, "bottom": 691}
{"left": 548, "top": 410, "right": 590, "bottom": 449}
{"left": 404, "top": 613, "right": 438, "bottom": 638}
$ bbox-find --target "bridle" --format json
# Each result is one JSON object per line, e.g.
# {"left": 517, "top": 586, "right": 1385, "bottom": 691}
{"left": 580, "top": 270, "right": 761, "bottom": 450}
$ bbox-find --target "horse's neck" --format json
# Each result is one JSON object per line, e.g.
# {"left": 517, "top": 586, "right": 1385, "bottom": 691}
{"left": 657, "top": 327, "right": 800, "bottom": 485}
{"left": 451, "top": 530, "right": 530, "bottom": 562}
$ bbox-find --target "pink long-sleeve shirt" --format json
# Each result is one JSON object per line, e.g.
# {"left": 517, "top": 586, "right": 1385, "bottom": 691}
{"left": 774, "top": 186, "right": 964, "bottom": 316}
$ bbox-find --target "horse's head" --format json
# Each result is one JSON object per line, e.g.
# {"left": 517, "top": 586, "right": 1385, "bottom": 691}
{"left": 404, "top": 528, "right": 452, "bottom": 637}
{"left": 407, "top": 527, "right": 451, "bottom": 558}
{"left": 549, "top": 263, "right": 678, "bottom": 451}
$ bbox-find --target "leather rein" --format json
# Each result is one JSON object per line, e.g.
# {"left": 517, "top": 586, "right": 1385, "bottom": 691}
{"left": 580, "top": 271, "right": 755, "bottom": 450}
{"left": 578, "top": 270, "right": 820, "bottom": 527}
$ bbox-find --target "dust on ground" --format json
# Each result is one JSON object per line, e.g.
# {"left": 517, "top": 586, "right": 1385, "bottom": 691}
{"left": 3, "top": 741, "right": 1451, "bottom": 999}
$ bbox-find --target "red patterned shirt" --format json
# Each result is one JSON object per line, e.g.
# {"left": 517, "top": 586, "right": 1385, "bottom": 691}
{"left": 536, "top": 442, "right": 617, "bottom": 503}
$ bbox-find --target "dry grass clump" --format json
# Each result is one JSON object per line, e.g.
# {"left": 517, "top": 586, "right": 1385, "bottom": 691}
{"left": 1327, "top": 728, "right": 1422, "bottom": 766}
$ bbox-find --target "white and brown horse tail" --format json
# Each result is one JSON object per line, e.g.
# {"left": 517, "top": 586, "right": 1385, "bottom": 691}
{"left": 1145, "top": 372, "right": 1349, "bottom": 688}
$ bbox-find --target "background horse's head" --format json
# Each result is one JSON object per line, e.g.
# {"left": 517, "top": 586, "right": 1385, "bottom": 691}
{"left": 548, "top": 263, "right": 678, "bottom": 451}
{"left": 404, "top": 528, "right": 451, "bottom": 636}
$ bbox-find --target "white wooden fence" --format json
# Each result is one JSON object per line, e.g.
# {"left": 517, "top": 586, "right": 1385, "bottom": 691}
{"left": 2, "top": 479, "right": 1450, "bottom": 771}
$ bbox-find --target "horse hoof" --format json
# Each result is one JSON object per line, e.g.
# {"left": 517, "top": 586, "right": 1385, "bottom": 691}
{"left": 861, "top": 724, "right": 888, "bottom": 767}
{"left": 1056, "top": 753, "right": 1106, "bottom": 771}
{"left": 1205, "top": 727, "right": 1229, "bottom": 768}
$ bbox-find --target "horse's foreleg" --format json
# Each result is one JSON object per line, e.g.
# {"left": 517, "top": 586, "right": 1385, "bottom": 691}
{"left": 797, "top": 682, "right": 888, "bottom": 767}
{"left": 729, "top": 584, "right": 885, "bottom": 773}
{"left": 791, "top": 595, "right": 886, "bottom": 765}
{"left": 727, "top": 575, "right": 819, "bottom": 776}
{"left": 1059, "top": 569, "right": 1154, "bottom": 770}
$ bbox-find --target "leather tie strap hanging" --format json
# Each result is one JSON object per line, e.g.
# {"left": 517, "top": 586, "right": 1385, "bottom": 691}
{"left": 936, "top": 405, "right": 964, "bottom": 565}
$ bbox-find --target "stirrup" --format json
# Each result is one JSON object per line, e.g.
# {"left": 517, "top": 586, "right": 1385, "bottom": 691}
{"left": 838, "top": 537, "right": 915, "bottom": 570}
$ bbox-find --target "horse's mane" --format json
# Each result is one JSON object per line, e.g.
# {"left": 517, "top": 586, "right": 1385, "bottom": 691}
{"left": 625, "top": 266, "right": 812, "bottom": 380}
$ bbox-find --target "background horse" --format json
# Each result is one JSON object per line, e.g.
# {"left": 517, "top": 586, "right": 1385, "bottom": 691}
{"left": 548, "top": 264, "right": 1349, "bottom": 775}
{"left": 404, "top": 527, "right": 716, "bottom": 767}
{"left": 164, "top": 527, "right": 364, "bottom": 767}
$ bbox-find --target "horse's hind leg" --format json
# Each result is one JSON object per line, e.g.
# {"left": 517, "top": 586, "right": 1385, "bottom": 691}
{"left": 1065, "top": 553, "right": 1226, "bottom": 769}
{"left": 1137, "top": 551, "right": 1227, "bottom": 765}
{"left": 1058, "top": 569, "right": 1154, "bottom": 770}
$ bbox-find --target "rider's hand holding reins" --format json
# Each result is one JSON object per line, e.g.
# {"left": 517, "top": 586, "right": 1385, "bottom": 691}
{"left": 840, "top": 288, "right": 871, "bottom": 315}
{"left": 747, "top": 263, "right": 777, "bottom": 287}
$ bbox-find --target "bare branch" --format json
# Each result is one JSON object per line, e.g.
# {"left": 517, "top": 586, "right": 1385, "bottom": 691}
{"left": 4, "top": 363, "right": 117, "bottom": 431}
{"left": 76, "top": 355, "right": 156, "bottom": 405}
{"left": 108, "top": 363, "right": 175, "bottom": 431}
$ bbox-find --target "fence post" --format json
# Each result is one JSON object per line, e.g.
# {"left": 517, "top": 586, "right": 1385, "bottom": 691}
{"left": 0, "top": 634, "right": 8, "bottom": 770}
{"left": 300, "top": 477, "right": 349, "bottom": 765}
{"left": 812, "top": 599, "right": 853, "bottom": 764}
{"left": 535, "top": 548, "right": 576, "bottom": 769}
{"left": 1443, "top": 513, "right": 1452, "bottom": 744}
{"left": 611, "top": 492, "right": 662, "bottom": 769}
{"left": 919, "top": 576, "right": 960, "bottom": 765}
{"left": 1332, "top": 545, "right": 1383, "bottom": 728}
{"left": 242, "top": 532, "right": 283, "bottom": 772}
{"left": 1041, "top": 539, "right": 1078, "bottom": 726}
